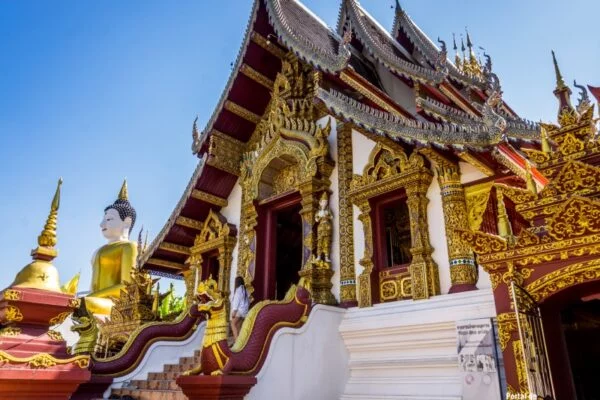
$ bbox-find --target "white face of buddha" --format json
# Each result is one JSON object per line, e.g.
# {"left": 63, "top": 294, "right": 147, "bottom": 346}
{"left": 100, "top": 208, "right": 131, "bottom": 242}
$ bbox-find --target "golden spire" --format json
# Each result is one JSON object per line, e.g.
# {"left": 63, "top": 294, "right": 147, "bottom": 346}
{"left": 453, "top": 33, "right": 462, "bottom": 69}
{"left": 118, "top": 179, "right": 128, "bottom": 201}
{"left": 11, "top": 178, "right": 64, "bottom": 292}
{"left": 541, "top": 125, "right": 551, "bottom": 153}
{"left": 551, "top": 50, "right": 567, "bottom": 90}
{"left": 525, "top": 164, "right": 537, "bottom": 194}
{"left": 496, "top": 190, "right": 513, "bottom": 242}
{"left": 37, "top": 178, "right": 62, "bottom": 249}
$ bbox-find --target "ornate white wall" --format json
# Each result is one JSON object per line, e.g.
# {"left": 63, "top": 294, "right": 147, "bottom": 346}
{"left": 221, "top": 179, "right": 242, "bottom": 301}
{"left": 351, "top": 130, "right": 377, "bottom": 285}
{"left": 339, "top": 289, "right": 499, "bottom": 400}
{"left": 321, "top": 116, "right": 341, "bottom": 303}
{"left": 248, "top": 305, "right": 348, "bottom": 400}
{"left": 427, "top": 161, "right": 452, "bottom": 294}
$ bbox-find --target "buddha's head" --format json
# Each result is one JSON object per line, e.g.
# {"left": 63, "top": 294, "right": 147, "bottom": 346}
{"left": 101, "top": 180, "right": 136, "bottom": 242}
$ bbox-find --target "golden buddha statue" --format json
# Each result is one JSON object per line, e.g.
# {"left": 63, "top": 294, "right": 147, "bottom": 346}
{"left": 85, "top": 180, "right": 138, "bottom": 315}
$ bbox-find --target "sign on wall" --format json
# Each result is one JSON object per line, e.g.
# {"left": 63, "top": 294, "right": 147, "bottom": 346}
{"left": 456, "top": 318, "right": 503, "bottom": 400}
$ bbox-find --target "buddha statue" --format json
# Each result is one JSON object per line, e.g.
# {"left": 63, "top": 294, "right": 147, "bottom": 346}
{"left": 85, "top": 180, "right": 138, "bottom": 315}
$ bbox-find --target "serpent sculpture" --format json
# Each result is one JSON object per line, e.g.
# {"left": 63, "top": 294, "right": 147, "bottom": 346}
{"left": 183, "top": 277, "right": 311, "bottom": 376}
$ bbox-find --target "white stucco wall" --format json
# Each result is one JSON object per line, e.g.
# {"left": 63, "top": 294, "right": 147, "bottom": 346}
{"left": 427, "top": 162, "right": 452, "bottom": 295}
{"left": 221, "top": 179, "right": 243, "bottom": 300}
{"left": 321, "top": 116, "right": 341, "bottom": 302}
{"left": 351, "top": 130, "right": 377, "bottom": 285}
{"left": 247, "top": 305, "right": 348, "bottom": 400}
{"left": 459, "top": 161, "right": 488, "bottom": 185}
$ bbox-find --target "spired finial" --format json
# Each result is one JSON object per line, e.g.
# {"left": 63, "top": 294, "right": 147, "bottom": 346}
{"left": 551, "top": 50, "right": 567, "bottom": 90}
{"left": 465, "top": 28, "right": 473, "bottom": 49}
{"left": 37, "top": 178, "right": 63, "bottom": 248}
{"left": 452, "top": 33, "right": 457, "bottom": 51}
{"left": 118, "top": 179, "right": 128, "bottom": 201}
{"left": 192, "top": 116, "right": 199, "bottom": 142}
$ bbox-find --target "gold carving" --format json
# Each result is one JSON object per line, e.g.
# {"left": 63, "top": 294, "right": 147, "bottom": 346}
{"left": 436, "top": 163, "right": 476, "bottom": 288}
{"left": 240, "top": 63, "right": 274, "bottom": 89}
{"left": 5, "top": 305, "right": 23, "bottom": 322}
{"left": 497, "top": 312, "right": 517, "bottom": 351}
{"left": 49, "top": 311, "right": 72, "bottom": 326}
{"left": 513, "top": 340, "right": 528, "bottom": 391}
{"left": 0, "top": 350, "right": 89, "bottom": 369}
{"left": 350, "top": 145, "right": 439, "bottom": 303}
{"left": 176, "top": 216, "right": 204, "bottom": 230}
{"left": 3, "top": 289, "right": 21, "bottom": 301}
{"left": 526, "top": 258, "right": 600, "bottom": 302}
{"left": 547, "top": 197, "right": 600, "bottom": 241}
{"left": 187, "top": 210, "right": 237, "bottom": 300}
{"left": 191, "top": 190, "right": 228, "bottom": 207}
{"left": 47, "top": 330, "right": 64, "bottom": 342}
{"left": 337, "top": 123, "right": 356, "bottom": 304}
{"left": 159, "top": 242, "right": 191, "bottom": 256}
{"left": 0, "top": 327, "right": 21, "bottom": 337}
{"left": 464, "top": 182, "right": 493, "bottom": 231}
{"left": 224, "top": 100, "right": 261, "bottom": 124}
{"left": 250, "top": 32, "right": 286, "bottom": 59}
{"left": 146, "top": 258, "right": 185, "bottom": 270}
{"left": 457, "top": 230, "right": 507, "bottom": 255}
{"left": 237, "top": 54, "right": 335, "bottom": 304}
{"left": 206, "top": 130, "right": 246, "bottom": 176}
{"left": 68, "top": 298, "right": 81, "bottom": 308}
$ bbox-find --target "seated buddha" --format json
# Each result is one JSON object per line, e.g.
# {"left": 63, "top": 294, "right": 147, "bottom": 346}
{"left": 85, "top": 181, "right": 138, "bottom": 315}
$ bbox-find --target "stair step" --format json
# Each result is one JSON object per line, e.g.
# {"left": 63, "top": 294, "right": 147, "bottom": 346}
{"left": 112, "top": 388, "right": 188, "bottom": 400}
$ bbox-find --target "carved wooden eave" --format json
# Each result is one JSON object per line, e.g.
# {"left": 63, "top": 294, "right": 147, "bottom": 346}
{"left": 140, "top": 160, "right": 238, "bottom": 277}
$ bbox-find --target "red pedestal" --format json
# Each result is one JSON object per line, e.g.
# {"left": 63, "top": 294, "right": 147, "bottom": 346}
{"left": 0, "top": 287, "right": 91, "bottom": 400}
{"left": 176, "top": 375, "right": 257, "bottom": 400}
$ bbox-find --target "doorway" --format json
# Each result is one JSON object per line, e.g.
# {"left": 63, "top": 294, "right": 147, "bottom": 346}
{"left": 274, "top": 204, "right": 303, "bottom": 299}
{"left": 561, "top": 299, "right": 600, "bottom": 400}
{"left": 255, "top": 192, "right": 303, "bottom": 301}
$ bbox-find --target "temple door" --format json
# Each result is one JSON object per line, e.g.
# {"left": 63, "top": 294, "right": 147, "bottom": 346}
{"left": 510, "top": 282, "right": 555, "bottom": 399}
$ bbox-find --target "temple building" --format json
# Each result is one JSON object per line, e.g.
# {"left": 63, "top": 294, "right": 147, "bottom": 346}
{"left": 2, "top": 1, "right": 599, "bottom": 399}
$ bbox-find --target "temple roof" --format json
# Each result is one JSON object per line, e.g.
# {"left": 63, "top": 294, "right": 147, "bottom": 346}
{"left": 141, "top": 0, "right": 545, "bottom": 274}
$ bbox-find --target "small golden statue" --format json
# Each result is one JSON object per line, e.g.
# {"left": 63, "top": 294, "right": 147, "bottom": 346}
{"left": 315, "top": 191, "right": 333, "bottom": 262}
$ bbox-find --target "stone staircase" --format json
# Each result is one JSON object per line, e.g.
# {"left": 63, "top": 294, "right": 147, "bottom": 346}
{"left": 108, "top": 351, "right": 201, "bottom": 400}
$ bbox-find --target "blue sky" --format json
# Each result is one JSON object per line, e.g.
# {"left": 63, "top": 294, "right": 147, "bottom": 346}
{"left": 1, "top": 0, "right": 598, "bottom": 292}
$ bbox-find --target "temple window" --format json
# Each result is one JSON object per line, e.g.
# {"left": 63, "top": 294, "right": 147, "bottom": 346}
{"left": 381, "top": 200, "right": 412, "bottom": 268}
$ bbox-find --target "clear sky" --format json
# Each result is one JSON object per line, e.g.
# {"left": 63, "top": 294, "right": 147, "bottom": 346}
{"left": 1, "top": 0, "right": 598, "bottom": 292}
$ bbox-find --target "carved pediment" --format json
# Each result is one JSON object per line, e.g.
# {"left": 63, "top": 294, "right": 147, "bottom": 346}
{"left": 547, "top": 196, "right": 600, "bottom": 241}
{"left": 514, "top": 228, "right": 541, "bottom": 248}
{"left": 194, "top": 210, "right": 235, "bottom": 246}
{"left": 539, "top": 160, "right": 600, "bottom": 199}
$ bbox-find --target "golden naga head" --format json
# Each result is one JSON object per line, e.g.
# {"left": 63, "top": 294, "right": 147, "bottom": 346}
{"left": 195, "top": 276, "right": 223, "bottom": 312}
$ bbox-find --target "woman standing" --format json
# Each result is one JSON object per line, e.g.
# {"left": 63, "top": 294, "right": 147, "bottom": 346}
{"left": 230, "top": 276, "right": 249, "bottom": 341}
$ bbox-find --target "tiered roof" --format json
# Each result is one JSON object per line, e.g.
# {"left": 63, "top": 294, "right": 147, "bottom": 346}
{"left": 141, "top": 0, "right": 548, "bottom": 276}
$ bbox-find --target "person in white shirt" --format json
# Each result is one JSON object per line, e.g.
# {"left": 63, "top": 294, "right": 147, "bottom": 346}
{"left": 230, "top": 276, "right": 249, "bottom": 341}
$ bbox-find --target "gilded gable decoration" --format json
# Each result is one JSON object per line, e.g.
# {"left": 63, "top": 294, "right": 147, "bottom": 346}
{"left": 185, "top": 210, "right": 237, "bottom": 303}
{"left": 236, "top": 54, "right": 336, "bottom": 304}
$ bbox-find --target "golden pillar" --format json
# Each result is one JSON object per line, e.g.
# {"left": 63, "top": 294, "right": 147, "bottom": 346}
{"left": 336, "top": 123, "right": 357, "bottom": 306}
{"left": 436, "top": 164, "right": 477, "bottom": 293}
{"left": 405, "top": 174, "right": 440, "bottom": 299}
{"left": 356, "top": 201, "right": 374, "bottom": 307}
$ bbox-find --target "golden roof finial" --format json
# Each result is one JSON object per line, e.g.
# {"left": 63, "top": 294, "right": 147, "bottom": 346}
{"left": 37, "top": 178, "right": 62, "bottom": 249}
{"left": 118, "top": 179, "right": 128, "bottom": 201}
{"left": 525, "top": 163, "right": 537, "bottom": 195}
{"left": 541, "top": 125, "right": 551, "bottom": 153}
{"left": 551, "top": 50, "right": 567, "bottom": 90}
